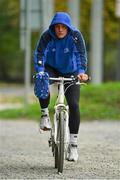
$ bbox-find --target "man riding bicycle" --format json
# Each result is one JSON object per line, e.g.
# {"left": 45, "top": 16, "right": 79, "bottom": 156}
{"left": 34, "top": 12, "right": 88, "bottom": 161}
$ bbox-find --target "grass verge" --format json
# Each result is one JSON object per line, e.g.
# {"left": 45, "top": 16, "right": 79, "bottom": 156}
{"left": 0, "top": 82, "right": 120, "bottom": 121}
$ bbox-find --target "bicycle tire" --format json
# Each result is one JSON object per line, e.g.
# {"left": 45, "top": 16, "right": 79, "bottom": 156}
{"left": 54, "top": 144, "right": 58, "bottom": 168}
{"left": 57, "top": 111, "right": 64, "bottom": 173}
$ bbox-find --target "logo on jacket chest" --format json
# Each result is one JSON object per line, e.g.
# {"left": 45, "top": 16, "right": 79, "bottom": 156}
{"left": 52, "top": 48, "right": 56, "bottom": 52}
{"left": 64, "top": 48, "right": 69, "bottom": 53}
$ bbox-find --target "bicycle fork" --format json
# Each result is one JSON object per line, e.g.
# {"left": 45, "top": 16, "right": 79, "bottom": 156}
{"left": 48, "top": 105, "right": 69, "bottom": 156}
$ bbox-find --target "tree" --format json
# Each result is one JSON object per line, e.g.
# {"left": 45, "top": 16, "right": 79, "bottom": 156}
{"left": 0, "top": 0, "right": 24, "bottom": 82}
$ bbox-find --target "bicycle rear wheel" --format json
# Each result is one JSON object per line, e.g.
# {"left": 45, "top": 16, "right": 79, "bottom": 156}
{"left": 57, "top": 111, "right": 64, "bottom": 173}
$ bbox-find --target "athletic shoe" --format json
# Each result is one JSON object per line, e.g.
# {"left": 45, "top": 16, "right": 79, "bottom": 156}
{"left": 40, "top": 115, "right": 51, "bottom": 131}
{"left": 66, "top": 144, "right": 78, "bottom": 161}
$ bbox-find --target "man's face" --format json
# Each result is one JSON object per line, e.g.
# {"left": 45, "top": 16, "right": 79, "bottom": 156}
{"left": 54, "top": 24, "right": 68, "bottom": 38}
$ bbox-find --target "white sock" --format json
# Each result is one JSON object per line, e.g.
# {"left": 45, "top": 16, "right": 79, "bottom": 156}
{"left": 41, "top": 108, "right": 49, "bottom": 116}
{"left": 70, "top": 134, "right": 78, "bottom": 146}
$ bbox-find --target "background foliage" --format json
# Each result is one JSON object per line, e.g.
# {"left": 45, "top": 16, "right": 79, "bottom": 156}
{"left": 0, "top": 0, "right": 118, "bottom": 82}
{"left": 0, "top": 0, "right": 24, "bottom": 82}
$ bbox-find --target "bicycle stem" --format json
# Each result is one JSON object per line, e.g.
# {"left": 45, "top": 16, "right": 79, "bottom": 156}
{"left": 56, "top": 79, "right": 64, "bottom": 105}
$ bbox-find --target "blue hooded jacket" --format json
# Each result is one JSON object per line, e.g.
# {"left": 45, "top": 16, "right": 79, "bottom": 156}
{"left": 34, "top": 12, "right": 87, "bottom": 74}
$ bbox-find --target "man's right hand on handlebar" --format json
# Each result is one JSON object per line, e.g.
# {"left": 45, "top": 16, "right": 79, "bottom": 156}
{"left": 34, "top": 71, "right": 49, "bottom": 99}
{"left": 37, "top": 71, "right": 45, "bottom": 78}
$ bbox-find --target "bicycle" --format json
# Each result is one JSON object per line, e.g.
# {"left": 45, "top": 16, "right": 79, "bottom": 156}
{"left": 48, "top": 76, "right": 87, "bottom": 173}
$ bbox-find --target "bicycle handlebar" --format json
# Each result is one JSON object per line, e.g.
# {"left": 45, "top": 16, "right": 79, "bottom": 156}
{"left": 33, "top": 73, "right": 91, "bottom": 84}
{"left": 49, "top": 77, "right": 73, "bottom": 81}
{"left": 49, "top": 76, "right": 91, "bottom": 85}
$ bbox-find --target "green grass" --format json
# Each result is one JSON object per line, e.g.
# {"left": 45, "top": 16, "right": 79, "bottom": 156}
{"left": 80, "top": 82, "right": 120, "bottom": 120}
{"left": 0, "top": 82, "right": 120, "bottom": 121}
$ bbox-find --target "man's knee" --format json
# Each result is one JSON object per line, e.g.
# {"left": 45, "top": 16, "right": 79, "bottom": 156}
{"left": 69, "top": 102, "right": 79, "bottom": 112}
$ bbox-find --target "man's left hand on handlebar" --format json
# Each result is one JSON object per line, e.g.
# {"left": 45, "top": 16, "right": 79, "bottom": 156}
{"left": 77, "top": 73, "right": 88, "bottom": 81}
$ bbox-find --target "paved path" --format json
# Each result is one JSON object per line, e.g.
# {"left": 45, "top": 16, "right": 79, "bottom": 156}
{"left": 0, "top": 120, "right": 120, "bottom": 179}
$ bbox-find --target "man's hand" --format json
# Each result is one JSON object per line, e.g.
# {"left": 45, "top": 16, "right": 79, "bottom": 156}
{"left": 78, "top": 73, "right": 88, "bottom": 81}
{"left": 38, "top": 71, "right": 44, "bottom": 75}
{"left": 36, "top": 71, "right": 45, "bottom": 79}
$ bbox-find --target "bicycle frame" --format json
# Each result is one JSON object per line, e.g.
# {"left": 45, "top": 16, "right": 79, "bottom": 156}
{"left": 49, "top": 77, "right": 73, "bottom": 104}
{"left": 50, "top": 77, "right": 70, "bottom": 145}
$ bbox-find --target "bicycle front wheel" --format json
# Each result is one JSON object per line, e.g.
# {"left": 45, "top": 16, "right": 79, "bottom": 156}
{"left": 57, "top": 111, "right": 64, "bottom": 173}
